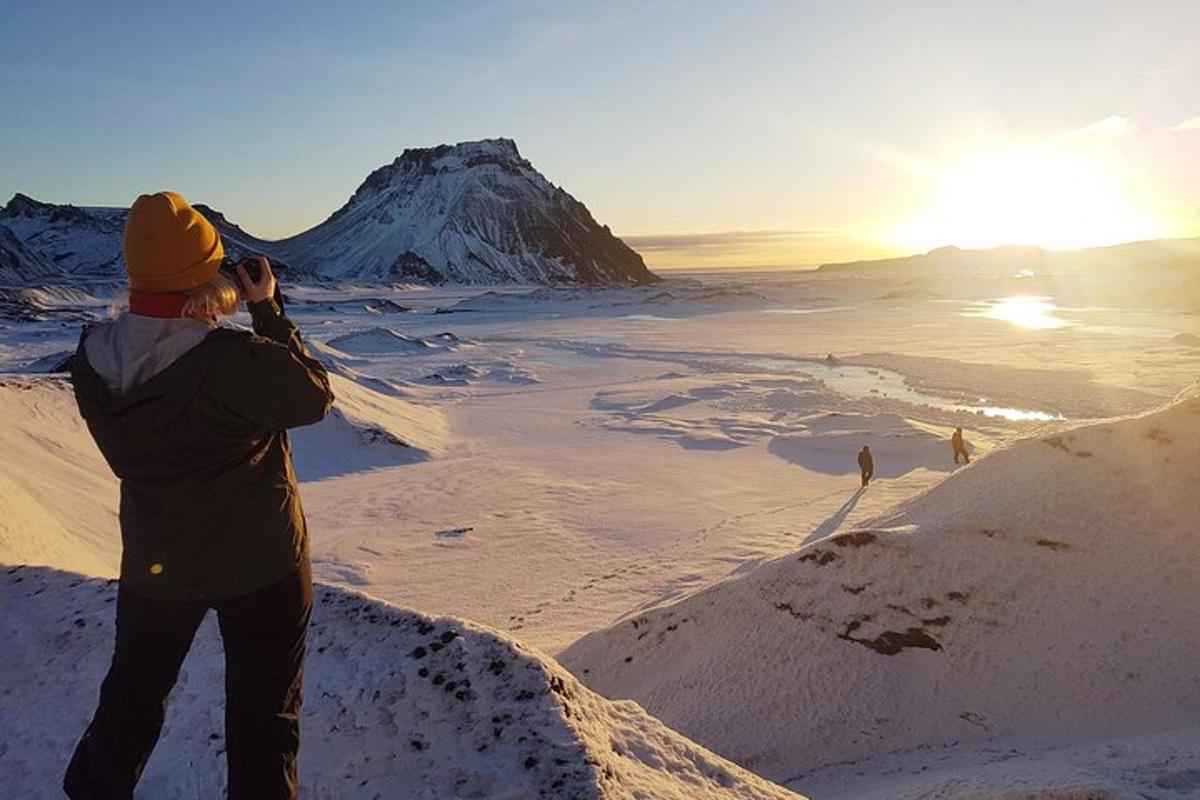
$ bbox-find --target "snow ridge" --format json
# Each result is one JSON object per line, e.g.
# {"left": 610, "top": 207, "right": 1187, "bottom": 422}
{"left": 561, "top": 397, "right": 1200, "bottom": 786}
{"left": 0, "top": 566, "right": 798, "bottom": 800}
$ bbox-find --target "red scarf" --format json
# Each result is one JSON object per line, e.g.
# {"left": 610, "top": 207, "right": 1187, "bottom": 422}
{"left": 129, "top": 292, "right": 188, "bottom": 318}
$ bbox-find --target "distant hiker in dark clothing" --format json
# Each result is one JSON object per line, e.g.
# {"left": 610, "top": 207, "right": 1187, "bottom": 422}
{"left": 65, "top": 192, "right": 334, "bottom": 800}
{"left": 952, "top": 427, "right": 970, "bottom": 464}
{"left": 857, "top": 445, "right": 874, "bottom": 487}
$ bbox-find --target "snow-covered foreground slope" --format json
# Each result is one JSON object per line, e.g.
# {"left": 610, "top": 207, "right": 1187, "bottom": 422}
{"left": 1, "top": 566, "right": 800, "bottom": 800}
{"left": 0, "top": 375, "right": 798, "bottom": 798}
{"left": 561, "top": 396, "right": 1200, "bottom": 788}
{"left": 5, "top": 271, "right": 1200, "bottom": 797}
{"left": 0, "top": 377, "right": 118, "bottom": 576}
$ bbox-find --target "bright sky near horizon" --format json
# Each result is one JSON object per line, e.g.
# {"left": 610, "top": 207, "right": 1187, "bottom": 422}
{"left": 2, "top": 1, "right": 1199, "bottom": 268}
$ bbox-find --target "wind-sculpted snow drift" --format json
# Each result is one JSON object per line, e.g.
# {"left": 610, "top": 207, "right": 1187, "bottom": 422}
{"left": 0, "top": 567, "right": 799, "bottom": 799}
{"left": 325, "top": 327, "right": 469, "bottom": 356}
{"left": 288, "top": 373, "right": 447, "bottom": 481}
{"left": 0, "top": 139, "right": 656, "bottom": 287}
{"left": 561, "top": 397, "right": 1200, "bottom": 786}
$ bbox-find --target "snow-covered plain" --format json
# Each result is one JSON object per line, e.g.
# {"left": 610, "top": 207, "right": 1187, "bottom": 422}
{"left": 2, "top": 266, "right": 1199, "bottom": 797}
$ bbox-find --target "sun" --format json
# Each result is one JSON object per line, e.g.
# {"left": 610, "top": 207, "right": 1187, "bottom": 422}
{"left": 887, "top": 145, "right": 1174, "bottom": 252}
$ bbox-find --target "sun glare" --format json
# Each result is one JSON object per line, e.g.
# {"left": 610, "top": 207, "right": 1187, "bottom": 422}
{"left": 971, "top": 296, "right": 1070, "bottom": 330}
{"left": 888, "top": 146, "right": 1174, "bottom": 252}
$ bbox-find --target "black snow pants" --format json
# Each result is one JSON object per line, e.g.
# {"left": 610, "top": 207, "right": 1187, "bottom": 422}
{"left": 64, "top": 561, "right": 312, "bottom": 800}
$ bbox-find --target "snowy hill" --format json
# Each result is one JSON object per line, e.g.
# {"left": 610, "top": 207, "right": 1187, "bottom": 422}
{"left": 1, "top": 566, "right": 799, "bottom": 800}
{"left": 271, "top": 138, "right": 654, "bottom": 285}
{"left": 0, "top": 139, "right": 656, "bottom": 287}
{"left": 560, "top": 396, "right": 1200, "bottom": 787}
{"left": 0, "top": 193, "right": 126, "bottom": 277}
{"left": 289, "top": 373, "right": 447, "bottom": 481}
{"left": 0, "top": 223, "right": 57, "bottom": 283}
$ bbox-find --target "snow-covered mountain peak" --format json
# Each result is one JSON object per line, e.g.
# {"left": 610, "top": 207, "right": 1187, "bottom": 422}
{"left": 4, "top": 193, "right": 43, "bottom": 214}
{"left": 2, "top": 192, "right": 122, "bottom": 228}
{"left": 345, "top": 138, "right": 539, "bottom": 210}
{"left": 280, "top": 138, "right": 655, "bottom": 285}
{"left": 2, "top": 139, "right": 654, "bottom": 287}
{"left": 407, "top": 136, "right": 524, "bottom": 168}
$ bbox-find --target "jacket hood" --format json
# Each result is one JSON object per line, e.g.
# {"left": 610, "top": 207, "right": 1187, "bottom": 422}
{"left": 84, "top": 313, "right": 215, "bottom": 395}
{"left": 73, "top": 314, "right": 217, "bottom": 423}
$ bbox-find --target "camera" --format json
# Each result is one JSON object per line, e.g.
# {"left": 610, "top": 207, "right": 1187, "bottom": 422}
{"left": 219, "top": 255, "right": 285, "bottom": 309}
{"left": 219, "top": 255, "right": 266, "bottom": 285}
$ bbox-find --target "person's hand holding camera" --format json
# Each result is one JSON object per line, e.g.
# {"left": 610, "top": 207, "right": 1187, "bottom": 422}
{"left": 236, "top": 256, "right": 276, "bottom": 304}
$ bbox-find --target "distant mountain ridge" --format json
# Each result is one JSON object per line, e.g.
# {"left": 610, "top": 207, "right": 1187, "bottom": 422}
{"left": 0, "top": 138, "right": 657, "bottom": 287}
{"left": 0, "top": 222, "right": 57, "bottom": 284}
{"left": 0, "top": 194, "right": 126, "bottom": 278}
{"left": 819, "top": 238, "right": 1200, "bottom": 274}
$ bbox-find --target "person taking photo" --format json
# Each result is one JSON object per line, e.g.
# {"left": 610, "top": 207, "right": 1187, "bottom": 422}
{"left": 65, "top": 191, "right": 333, "bottom": 800}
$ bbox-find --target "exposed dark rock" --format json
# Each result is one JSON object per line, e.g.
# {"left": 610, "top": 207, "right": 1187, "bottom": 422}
{"left": 798, "top": 550, "right": 838, "bottom": 566}
{"left": 832, "top": 531, "right": 877, "bottom": 548}
{"left": 838, "top": 621, "right": 943, "bottom": 656}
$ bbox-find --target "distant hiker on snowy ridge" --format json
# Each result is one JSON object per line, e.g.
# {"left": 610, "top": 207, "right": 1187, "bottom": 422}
{"left": 64, "top": 192, "right": 333, "bottom": 800}
{"left": 952, "top": 427, "right": 970, "bottom": 464}
{"left": 858, "top": 445, "right": 874, "bottom": 487}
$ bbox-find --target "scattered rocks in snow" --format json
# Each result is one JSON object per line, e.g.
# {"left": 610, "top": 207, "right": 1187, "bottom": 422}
{"left": 831, "top": 530, "right": 878, "bottom": 548}
{"left": 837, "top": 620, "right": 943, "bottom": 656}
{"left": 297, "top": 297, "right": 413, "bottom": 316}
{"left": 436, "top": 527, "right": 474, "bottom": 539}
{"left": 419, "top": 361, "right": 541, "bottom": 386}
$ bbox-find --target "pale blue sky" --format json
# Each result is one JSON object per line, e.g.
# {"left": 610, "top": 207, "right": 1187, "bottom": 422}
{"left": 3, "top": 1, "right": 1198, "bottom": 266}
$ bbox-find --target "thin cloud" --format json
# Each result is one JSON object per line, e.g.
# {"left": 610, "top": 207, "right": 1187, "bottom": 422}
{"left": 619, "top": 229, "right": 889, "bottom": 269}
{"left": 621, "top": 230, "right": 836, "bottom": 252}
{"left": 1170, "top": 117, "right": 1200, "bottom": 132}
{"left": 1062, "top": 115, "right": 1137, "bottom": 140}
{"left": 1135, "top": 66, "right": 1179, "bottom": 78}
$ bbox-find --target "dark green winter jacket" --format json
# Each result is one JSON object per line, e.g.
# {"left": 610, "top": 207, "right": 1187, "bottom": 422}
{"left": 70, "top": 298, "right": 334, "bottom": 601}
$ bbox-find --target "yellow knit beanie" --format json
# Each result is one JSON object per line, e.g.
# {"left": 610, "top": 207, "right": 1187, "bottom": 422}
{"left": 123, "top": 191, "right": 224, "bottom": 292}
